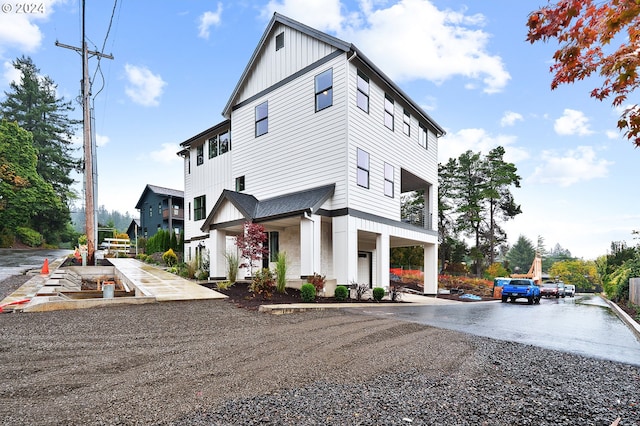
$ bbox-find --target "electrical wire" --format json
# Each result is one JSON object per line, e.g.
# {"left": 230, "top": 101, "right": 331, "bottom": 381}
{"left": 92, "top": 0, "right": 119, "bottom": 100}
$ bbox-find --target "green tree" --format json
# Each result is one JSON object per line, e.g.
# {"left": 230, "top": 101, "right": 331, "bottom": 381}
{"left": 549, "top": 259, "right": 599, "bottom": 293}
{"left": 0, "top": 56, "right": 79, "bottom": 241}
{"left": 506, "top": 235, "right": 536, "bottom": 274}
{"left": 0, "top": 120, "right": 63, "bottom": 245}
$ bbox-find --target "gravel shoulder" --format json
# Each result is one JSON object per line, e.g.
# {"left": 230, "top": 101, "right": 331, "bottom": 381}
{"left": 0, "top": 277, "right": 639, "bottom": 425}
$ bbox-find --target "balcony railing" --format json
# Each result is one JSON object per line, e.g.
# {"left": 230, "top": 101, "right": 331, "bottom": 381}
{"left": 163, "top": 208, "right": 184, "bottom": 220}
{"left": 401, "top": 205, "right": 433, "bottom": 230}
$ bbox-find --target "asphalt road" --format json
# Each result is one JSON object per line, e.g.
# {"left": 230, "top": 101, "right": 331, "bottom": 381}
{"left": 348, "top": 294, "right": 640, "bottom": 366}
{"left": 0, "top": 248, "right": 72, "bottom": 281}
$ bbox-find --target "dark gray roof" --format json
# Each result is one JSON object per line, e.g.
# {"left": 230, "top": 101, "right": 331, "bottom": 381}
{"left": 201, "top": 184, "right": 335, "bottom": 231}
{"left": 135, "top": 184, "right": 184, "bottom": 209}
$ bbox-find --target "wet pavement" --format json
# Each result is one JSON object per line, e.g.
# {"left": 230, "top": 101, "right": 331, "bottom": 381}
{"left": 348, "top": 294, "right": 640, "bottom": 366}
{"left": 0, "top": 248, "right": 72, "bottom": 281}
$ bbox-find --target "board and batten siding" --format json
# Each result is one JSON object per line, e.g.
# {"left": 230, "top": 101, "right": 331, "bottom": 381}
{"left": 346, "top": 61, "right": 438, "bottom": 222}
{"left": 230, "top": 54, "right": 349, "bottom": 210}
{"left": 236, "top": 23, "right": 340, "bottom": 105}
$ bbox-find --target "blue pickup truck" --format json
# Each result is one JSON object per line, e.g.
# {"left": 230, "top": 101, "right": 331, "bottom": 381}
{"left": 500, "top": 278, "right": 540, "bottom": 305}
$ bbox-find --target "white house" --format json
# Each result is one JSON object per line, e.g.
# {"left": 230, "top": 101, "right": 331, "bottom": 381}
{"left": 178, "top": 13, "right": 445, "bottom": 295}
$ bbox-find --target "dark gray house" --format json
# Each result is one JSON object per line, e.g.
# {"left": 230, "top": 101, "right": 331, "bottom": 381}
{"left": 134, "top": 184, "right": 184, "bottom": 239}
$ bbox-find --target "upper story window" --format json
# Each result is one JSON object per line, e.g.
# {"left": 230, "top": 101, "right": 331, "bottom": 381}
{"left": 255, "top": 101, "right": 268, "bottom": 137}
{"left": 403, "top": 110, "right": 411, "bottom": 136}
{"left": 275, "top": 32, "right": 284, "bottom": 51}
{"left": 357, "top": 70, "right": 369, "bottom": 113}
{"left": 315, "top": 68, "right": 333, "bottom": 112}
{"left": 149, "top": 205, "right": 152, "bottom": 217}
{"left": 384, "top": 95, "right": 394, "bottom": 130}
{"left": 194, "top": 195, "right": 206, "bottom": 221}
{"left": 208, "top": 130, "right": 231, "bottom": 158}
{"left": 419, "top": 124, "right": 428, "bottom": 150}
{"left": 356, "top": 148, "right": 370, "bottom": 189}
{"left": 196, "top": 145, "right": 204, "bottom": 165}
{"left": 186, "top": 153, "right": 191, "bottom": 174}
{"left": 236, "top": 176, "right": 245, "bottom": 192}
{"left": 384, "top": 163, "right": 394, "bottom": 198}
{"left": 158, "top": 203, "right": 162, "bottom": 215}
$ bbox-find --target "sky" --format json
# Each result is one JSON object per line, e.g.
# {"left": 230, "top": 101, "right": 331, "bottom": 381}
{"left": 0, "top": 0, "right": 638, "bottom": 260}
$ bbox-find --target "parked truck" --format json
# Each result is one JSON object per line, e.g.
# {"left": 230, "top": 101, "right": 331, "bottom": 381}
{"left": 500, "top": 278, "right": 541, "bottom": 305}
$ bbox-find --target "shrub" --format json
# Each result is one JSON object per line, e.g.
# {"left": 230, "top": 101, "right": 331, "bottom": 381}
{"left": 301, "top": 283, "right": 316, "bottom": 303}
{"left": 372, "top": 287, "right": 385, "bottom": 301}
{"left": 0, "top": 231, "right": 14, "bottom": 248}
{"left": 215, "top": 281, "right": 233, "bottom": 291}
{"left": 251, "top": 268, "right": 275, "bottom": 299}
{"left": 196, "top": 270, "right": 209, "bottom": 281}
{"left": 16, "top": 227, "right": 42, "bottom": 247}
{"left": 78, "top": 234, "right": 88, "bottom": 246}
{"left": 162, "top": 248, "right": 178, "bottom": 266}
{"left": 307, "top": 272, "right": 326, "bottom": 294}
{"left": 275, "top": 252, "right": 287, "bottom": 293}
{"left": 351, "top": 281, "right": 370, "bottom": 300}
{"left": 334, "top": 285, "right": 348, "bottom": 301}
{"left": 224, "top": 251, "right": 239, "bottom": 283}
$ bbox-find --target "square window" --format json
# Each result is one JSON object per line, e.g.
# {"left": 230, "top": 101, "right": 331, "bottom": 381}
{"left": 357, "top": 148, "right": 370, "bottom": 188}
{"left": 256, "top": 101, "right": 268, "bottom": 137}
{"left": 315, "top": 68, "right": 333, "bottom": 112}
{"left": 276, "top": 32, "right": 284, "bottom": 51}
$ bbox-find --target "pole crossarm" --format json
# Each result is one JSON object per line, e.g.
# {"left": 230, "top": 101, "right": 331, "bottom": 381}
{"left": 55, "top": 41, "right": 114, "bottom": 60}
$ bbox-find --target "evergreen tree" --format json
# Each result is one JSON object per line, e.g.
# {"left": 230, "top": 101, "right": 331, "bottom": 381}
{"left": 505, "top": 235, "right": 536, "bottom": 274}
{"left": 0, "top": 56, "right": 80, "bottom": 239}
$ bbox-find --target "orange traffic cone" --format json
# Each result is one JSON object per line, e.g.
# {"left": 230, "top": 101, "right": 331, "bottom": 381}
{"left": 41, "top": 258, "right": 49, "bottom": 275}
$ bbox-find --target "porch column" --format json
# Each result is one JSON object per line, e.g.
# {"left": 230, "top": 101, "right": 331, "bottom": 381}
{"left": 209, "top": 229, "right": 227, "bottom": 279}
{"left": 423, "top": 243, "right": 437, "bottom": 295}
{"left": 375, "top": 231, "right": 390, "bottom": 289}
{"left": 332, "top": 215, "right": 357, "bottom": 285}
{"left": 300, "top": 213, "right": 322, "bottom": 276}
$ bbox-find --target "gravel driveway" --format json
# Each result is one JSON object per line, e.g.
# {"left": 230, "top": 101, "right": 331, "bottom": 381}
{"left": 0, "top": 276, "right": 638, "bottom": 425}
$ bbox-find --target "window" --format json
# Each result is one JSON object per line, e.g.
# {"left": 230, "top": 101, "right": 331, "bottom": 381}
{"left": 357, "top": 70, "right": 369, "bottom": 113}
{"left": 208, "top": 131, "right": 231, "bottom": 158}
{"left": 194, "top": 195, "right": 206, "bottom": 221}
{"left": 276, "top": 32, "right": 284, "bottom": 51}
{"left": 357, "top": 148, "right": 370, "bottom": 188}
{"left": 315, "top": 68, "right": 333, "bottom": 112}
{"left": 255, "top": 101, "right": 268, "bottom": 137}
{"left": 235, "top": 176, "right": 245, "bottom": 192}
{"left": 384, "top": 163, "right": 394, "bottom": 197}
{"left": 419, "top": 124, "right": 428, "bottom": 149}
{"left": 149, "top": 205, "right": 152, "bottom": 217}
{"left": 196, "top": 145, "right": 204, "bottom": 165}
{"left": 187, "top": 154, "right": 191, "bottom": 174}
{"left": 403, "top": 110, "right": 411, "bottom": 136}
{"left": 188, "top": 202, "right": 191, "bottom": 220}
{"left": 158, "top": 203, "right": 162, "bottom": 215}
{"left": 262, "top": 231, "right": 279, "bottom": 268}
{"left": 384, "top": 95, "right": 394, "bottom": 130}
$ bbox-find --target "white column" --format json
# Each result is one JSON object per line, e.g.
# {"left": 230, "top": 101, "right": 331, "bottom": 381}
{"left": 209, "top": 229, "right": 227, "bottom": 279}
{"left": 332, "top": 215, "right": 357, "bottom": 286}
{"left": 376, "top": 231, "right": 390, "bottom": 289}
{"left": 423, "top": 243, "right": 438, "bottom": 295}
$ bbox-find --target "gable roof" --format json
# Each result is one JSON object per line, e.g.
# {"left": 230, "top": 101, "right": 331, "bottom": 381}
{"left": 201, "top": 184, "right": 335, "bottom": 232}
{"left": 222, "top": 13, "right": 445, "bottom": 137}
{"left": 135, "top": 184, "right": 184, "bottom": 210}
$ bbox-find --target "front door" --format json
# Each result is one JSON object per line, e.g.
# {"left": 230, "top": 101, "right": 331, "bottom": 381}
{"left": 357, "top": 251, "right": 372, "bottom": 288}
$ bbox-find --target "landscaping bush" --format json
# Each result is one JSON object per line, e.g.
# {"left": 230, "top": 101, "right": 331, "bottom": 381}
{"left": 275, "top": 252, "right": 287, "bottom": 293}
{"left": 196, "top": 270, "right": 209, "bottom": 281}
{"left": 372, "top": 287, "right": 385, "bottom": 301}
{"left": 307, "top": 272, "right": 326, "bottom": 294}
{"left": 301, "top": 283, "right": 316, "bottom": 303}
{"left": 16, "top": 227, "right": 42, "bottom": 247}
{"left": 0, "top": 230, "right": 14, "bottom": 248}
{"left": 215, "top": 281, "right": 233, "bottom": 291}
{"left": 334, "top": 285, "right": 348, "bottom": 301}
{"left": 251, "top": 268, "right": 275, "bottom": 299}
{"left": 162, "top": 248, "right": 178, "bottom": 267}
{"left": 224, "top": 251, "right": 239, "bottom": 283}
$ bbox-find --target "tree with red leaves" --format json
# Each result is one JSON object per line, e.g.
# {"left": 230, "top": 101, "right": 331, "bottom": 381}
{"left": 235, "top": 222, "right": 268, "bottom": 277}
{"left": 527, "top": 0, "right": 640, "bottom": 146}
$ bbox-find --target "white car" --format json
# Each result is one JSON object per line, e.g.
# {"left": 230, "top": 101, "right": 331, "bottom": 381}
{"left": 565, "top": 284, "right": 575, "bottom": 297}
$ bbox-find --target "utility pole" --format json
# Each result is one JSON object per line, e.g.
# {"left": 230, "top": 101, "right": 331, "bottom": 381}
{"left": 56, "top": 0, "right": 113, "bottom": 264}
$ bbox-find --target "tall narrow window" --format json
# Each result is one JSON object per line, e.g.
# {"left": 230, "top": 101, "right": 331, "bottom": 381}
{"left": 419, "top": 124, "right": 428, "bottom": 149}
{"left": 315, "top": 68, "right": 333, "bottom": 112}
{"left": 208, "top": 135, "right": 218, "bottom": 158}
{"left": 235, "top": 176, "right": 245, "bottom": 191}
{"left": 158, "top": 203, "right": 162, "bottom": 215}
{"left": 255, "top": 101, "right": 268, "bottom": 137}
{"left": 403, "top": 110, "right": 411, "bottom": 136}
{"left": 384, "top": 95, "right": 394, "bottom": 130}
{"left": 275, "top": 32, "right": 284, "bottom": 51}
{"left": 196, "top": 145, "right": 204, "bottom": 165}
{"left": 384, "top": 163, "right": 394, "bottom": 197}
{"left": 357, "top": 70, "right": 369, "bottom": 113}
{"left": 357, "top": 148, "right": 370, "bottom": 189}
{"left": 188, "top": 202, "right": 191, "bottom": 220}
{"left": 149, "top": 205, "right": 152, "bottom": 217}
{"left": 194, "top": 195, "right": 206, "bottom": 221}
{"left": 262, "top": 231, "right": 280, "bottom": 268}
{"left": 219, "top": 130, "right": 230, "bottom": 154}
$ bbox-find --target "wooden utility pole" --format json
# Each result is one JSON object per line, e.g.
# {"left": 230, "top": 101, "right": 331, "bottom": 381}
{"left": 56, "top": 0, "right": 113, "bottom": 264}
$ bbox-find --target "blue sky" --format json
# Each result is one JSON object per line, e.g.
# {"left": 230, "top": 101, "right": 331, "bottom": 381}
{"left": 1, "top": 0, "right": 638, "bottom": 260}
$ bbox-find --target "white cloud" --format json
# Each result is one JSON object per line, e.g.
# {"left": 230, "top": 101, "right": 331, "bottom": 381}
{"left": 96, "top": 133, "right": 109, "bottom": 147}
{"left": 439, "top": 128, "right": 529, "bottom": 164}
{"left": 263, "top": 0, "right": 510, "bottom": 94}
{"left": 124, "top": 64, "right": 166, "bottom": 107}
{"left": 0, "top": 0, "right": 63, "bottom": 55}
{"left": 2, "top": 60, "right": 21, "bottom": 86}
{"left": 500, "top": 111, "right": 523, "bottom": 127}
{"left": 528, "top": 146, "right": 613, "bottom": 187}
{"left": 198, "top": 3, "right": 223, "bottom": 39}
{"left": 606, "top": 130, "right": 619, "bottom": 139}
{"left": 554, "top": 109, "right": 594, "bottom": 136}
{"left": 150, "top": 143, "right": 181, "bottom": 164}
